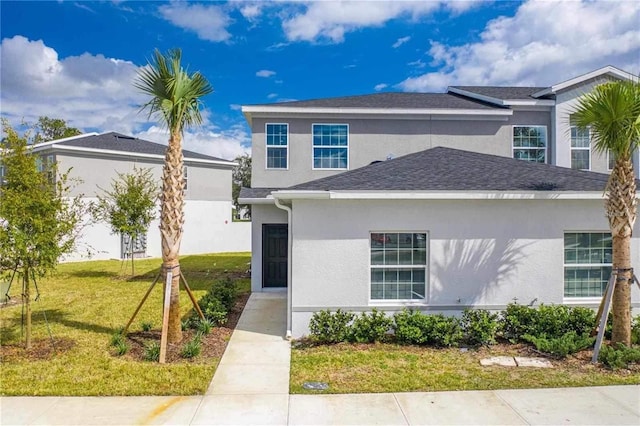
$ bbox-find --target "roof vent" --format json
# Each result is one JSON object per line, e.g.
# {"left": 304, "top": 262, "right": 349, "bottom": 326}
{"left": 386, "top": 153, "right": 395, "bottom": 160}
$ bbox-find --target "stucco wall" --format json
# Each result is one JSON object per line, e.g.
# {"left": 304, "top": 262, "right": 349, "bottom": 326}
{"left": 288, "top": 198, "right": 640, "bottom": 337}
{"left": 56, "top": 152, "right": 232, "bottom": 201}
{"left": 251, "top": 110, "right": 551, "bottom": 188}
{"left": 249, "top": 204, "right": 288, "bottom": 292}
{"left": 65, "top": 199, "right": 251, "bottom": 262}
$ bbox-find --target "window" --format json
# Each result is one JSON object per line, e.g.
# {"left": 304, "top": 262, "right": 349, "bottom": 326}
{"left": 513, "top": 126, "right": 547, "bottom": 163}
{"left": 312, "top": 124, "right": 348, "bottom": 169}
{"left": 36, "top": 154, "right": 55, "bottom": 184}
{"left": 608, "top": 150, "right": 616, "bottom": 171}
{"left": 183, "top": 165, "right": 188, "bottom": 191}
{"left": 370, "top": 232, "right": 427, "bottom": 300}
{"left": 564, "top": 232, "right": 612, "bottom": 297}
{"left": 0, "top": 163, "right": 5, "bottom": 186}
{"left": 570, "top": 127, "right": 590, "bottom": 170}
{"left": 266, "top": 123, "right": 288, "bottom": 169}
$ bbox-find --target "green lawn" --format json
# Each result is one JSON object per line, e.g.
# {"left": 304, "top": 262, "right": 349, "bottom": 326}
{"left": 0, "top": 253, "right": 250, "bottom": 396}
{"left": 290, "top": 343, "right": 640, "bottom": 394}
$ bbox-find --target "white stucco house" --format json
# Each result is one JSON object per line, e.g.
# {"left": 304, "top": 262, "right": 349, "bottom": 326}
{"left": 27, "top": 132, "right": 250, "bottom": 261}
{"left": 239, "top": 65, "right": 639, "bottom": 338}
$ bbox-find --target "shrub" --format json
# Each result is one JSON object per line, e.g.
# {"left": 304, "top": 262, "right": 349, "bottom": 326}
{"left": 348, "top": 309, "right": 392, "bottom": 343}
{"left": 309, "top": 309, "right": 355, "bottom": 344}
{"left": 500, "top": 303, "right": 538, "bottom": 342}
{"left": 109, "top": 332, "right": 125, "bottom": 347}
{"left": 211, "top": 277, "right": 237, "bottom": 311}
{"left": 393, "top": 310, "right": 462, "bottom": 347}
{"left": 143, "top": 342, "right": 160, "bottom": 362}
{"left": 140, "top": 321, "right": 153, "bottom": 332}
{"left": 114, "top": 341, "right": 129, "bottom": 356}
{"left": 460, "top": 309, "right": 499, "bottom": 346}
{"left": 567, "top": 307, "right": 597, "bottom": 337}
{"left": 197, "top": 318, "right": 214, "bottom": 335}
{"left": 523, "top": 332, "right": 594, "bottom": 358}
{"left": 632, "top": 316, "right": 640, "bottom": 345}
{"left": 180, "top": 337, "right": 202, "bottom": 359}
{"left": 198, "top": 294, "right": 228, "bottom": 326}
{"left": 599, "top": 343, "right": 640, "bottom": 370}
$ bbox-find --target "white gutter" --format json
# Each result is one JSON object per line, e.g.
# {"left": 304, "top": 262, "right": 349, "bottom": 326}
{"left": 238, "top": 196, "right": 275, "bottom": 205}
{"left": 272, "top": 190, "right": 615, "bottom": 201}
{"left": 274, "top": 198, "right": 293, "bottom": 340}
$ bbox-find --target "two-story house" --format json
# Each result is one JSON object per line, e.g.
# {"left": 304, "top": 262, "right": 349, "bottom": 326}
{"left": 239, "top": 66, "right": 640, "bottom": 338}
{"left": 28, "top": 132, "right": 251, "bottom": 261}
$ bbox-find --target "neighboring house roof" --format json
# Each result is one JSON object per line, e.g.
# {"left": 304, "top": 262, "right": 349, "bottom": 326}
{"left": 31, "top": 132, "right": 235, "bottom": 166}
{"left": 286, "top": 147, "right": 617, "bottom": 192}
{"left": 239, "top": 187, "right": 280, "bottom": 200}
{"left": 245, "top": 92, "right": 503, "bottom": 110}
{"left": 448, "top": 86, "right": 547, "bottom": 100}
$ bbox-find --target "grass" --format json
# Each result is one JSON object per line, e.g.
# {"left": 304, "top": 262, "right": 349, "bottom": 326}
{"left": 0, "top": 252, "right": 250, "bottom": 396}
{"left": 290, "top": 343, "right": 640, "bottom": 394}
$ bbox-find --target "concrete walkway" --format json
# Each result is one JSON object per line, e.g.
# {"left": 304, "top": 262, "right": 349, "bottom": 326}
{"left": 2, "top": 292, "right": 639, "bottom": 425}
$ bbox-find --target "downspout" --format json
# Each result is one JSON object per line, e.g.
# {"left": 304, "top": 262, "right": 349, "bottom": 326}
{"left": 274, "top": 197, "right": 293, "bottom": 340}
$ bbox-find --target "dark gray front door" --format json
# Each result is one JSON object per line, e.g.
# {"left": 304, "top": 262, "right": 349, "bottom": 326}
{"left": 262, "top": 224, "right": 288, "bottom": 288}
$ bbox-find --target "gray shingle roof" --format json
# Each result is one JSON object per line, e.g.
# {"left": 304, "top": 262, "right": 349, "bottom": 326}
{"left": 239, "top": 187, "right": 280, "bottom": 199}
{"left": 449, "top": 86, "right": 550, "bottom": 100}
{"left": 290, "top": 147, "right": 616, "bottom": 192}
{"left": 247, "top": 92, "right": 504, "bottom": 110}
{"left": 50, "top": 132, "right": 229, "bottom": 162}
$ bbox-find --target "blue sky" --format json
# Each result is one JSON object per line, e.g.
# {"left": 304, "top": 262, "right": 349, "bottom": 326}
{"left": 1, "top": 1, "right": 639, "bottom": 160}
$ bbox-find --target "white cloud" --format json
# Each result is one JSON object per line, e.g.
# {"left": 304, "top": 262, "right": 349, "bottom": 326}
{"left": 392, "top": 36, "right": 411, "bottom": 48}
{"left": 239, "top": 3, "right": 262, "bottom": 21}
{"left": 256, "top": 69, "right": 276, "bottom": 78}
{"left": 158, "top": 2, "right": 231, "bottom": 42}
{"left": 229, "top": 104, "right": 242, "bottom": 111}
{"left": 281, "top": 1, "right": 476, "bottom": 43}
{"left": 374, "top": 83, "right": 388, "bottom": 91}
{"left": 267, "top": 93, "right": 278, "bottom": 99}
{"left": 0, "top": 35, "right": 146, "bottom": 132}
{"left": 398, "top": 0, "right": 640, "bottom": 91}
{"left": 135, "top": 124, "right": 250, "bottom": 161}
{"left": 0, "top": 36, "right": 249, "bottom": 160}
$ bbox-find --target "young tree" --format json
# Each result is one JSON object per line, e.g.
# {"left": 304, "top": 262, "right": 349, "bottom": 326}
{"left": 572, "top": 80, "right": 640, "bottom": 346}
{"left": 0, "top": 120, "right": 84, "bottom": 349}
{"left": 93, "top": 167, "right": 159, "bottom": 276}
{"left": 232, "top": 153, "right": 251, "bottom": 219}
{"left": 135, "top": 48, "right": 213, "bottom": 344}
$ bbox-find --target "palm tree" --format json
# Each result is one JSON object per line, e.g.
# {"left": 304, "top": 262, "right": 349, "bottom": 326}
{"left": 135, "top": 49, "right": 213, "bottom": 343}
{"left": 572, "top": 80, "right": 640, "bottom": 346}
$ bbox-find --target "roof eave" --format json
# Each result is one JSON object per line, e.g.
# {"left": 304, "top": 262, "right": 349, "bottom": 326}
{"left": 532, "top": 66, "right": 637, "bottom": 98}
{"left": 273, "top": 190, "right": 609, "bottom": 201}
{"left": 241, "top": 105, "right": 512, "bottom": 117}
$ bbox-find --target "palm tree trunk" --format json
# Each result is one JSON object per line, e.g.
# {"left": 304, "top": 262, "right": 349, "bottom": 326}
{"left": 606, "top": 158, "right": 637, "bottom": 346}
{"left": 160, "top": 132, "right": 185, "bottom": 344}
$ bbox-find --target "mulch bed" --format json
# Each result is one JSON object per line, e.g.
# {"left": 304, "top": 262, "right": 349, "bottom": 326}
{"left": 119, "top": 292, "right": 250, "bottom": 364}
{"left": 0, "top": 293, "right": 250, "bottom": 365}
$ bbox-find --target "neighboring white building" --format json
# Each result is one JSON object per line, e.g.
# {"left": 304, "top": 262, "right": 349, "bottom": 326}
{"left": 30, "top": 132, "right": 250, "bottom": 261}
{"left": 239, "top": 66, "right": 640, "bottom": 338}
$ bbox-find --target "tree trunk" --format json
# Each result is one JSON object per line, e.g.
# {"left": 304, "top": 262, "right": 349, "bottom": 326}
{"left": 606, "top": 158, "right": 637, "bottom": 346}
{"left": 160, "top": 132, "right": 185, "bottom": 344}
{"left": 24, "top": 271, "right": 31, "bottom": 350}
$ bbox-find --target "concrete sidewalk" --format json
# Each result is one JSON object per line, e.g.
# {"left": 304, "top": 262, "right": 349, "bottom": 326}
{"left": 2, "top": 292, "right": 639, "bottom": 425}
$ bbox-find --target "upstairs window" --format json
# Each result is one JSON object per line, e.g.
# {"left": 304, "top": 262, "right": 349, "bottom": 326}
{"left": 266, "top": 123, "right": 288, "bottom": 169}
{"left": 570, "top": 127, "right": 590, "bottom": 170}
{"left": 513, "top": 126, "right": 547, "bottom": 163}
{"left": 36, "top": 154, "right": 56, "bottom": 184}
{"left": 183, "top": 165, "right": 188, "bottom": 191}
{"left": 608, "top": 150, "right": 616, "bottom": 171}
{"left": 312, "top": 124, "right": 348, "bottom": 169}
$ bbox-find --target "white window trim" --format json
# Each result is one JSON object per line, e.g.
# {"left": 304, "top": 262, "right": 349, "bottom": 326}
{"left": 563, "top": 230, "right": 612, "bottom": 300}
{"left": 311, "top": 123, "right": 350, "bottom": 171}
{"left": 511, "top": 125, "right": 548, "bottom": 164}
{"left": 265, "top": 123, "right": 289, "bottom": 170}
{"left": 570, "top": 126, "right": 591, "bottom": 171}
{"left": 368, "top": 231, "right": 429, "bottom": 304}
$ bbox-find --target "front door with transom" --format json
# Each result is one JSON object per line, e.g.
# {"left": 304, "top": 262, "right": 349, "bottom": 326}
{"left": 262, "top": 224, "right": 288, "bottom": 288}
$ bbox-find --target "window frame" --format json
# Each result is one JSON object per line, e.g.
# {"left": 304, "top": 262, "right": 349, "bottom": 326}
{"left": 512, "top": 125, "right": 548, "bottom": 164}
{"left": 183, "top": 165, "right": 188, "bottom": 191}
{"left": 570, "top": 126, "right": 591, "bottom": 171}
{"left": 563, "top": 231, "right": 612, "bottom": 300}
{"left": 607, "top": 150, "right": 616, "bottom": 171}
{"left": 265, "top": 123, "right": 289, "bottom": 170}
{"left": 311, "top": 123, "right": 349, "bottom": 170}
{"left": 369, "top": 231, "right": 428, "bottom": 303}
